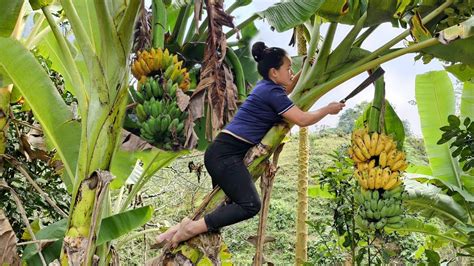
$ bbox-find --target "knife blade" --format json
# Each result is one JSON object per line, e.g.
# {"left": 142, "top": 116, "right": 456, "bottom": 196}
{"left": 340, "top": 68, "right": 385, "bottom": 103}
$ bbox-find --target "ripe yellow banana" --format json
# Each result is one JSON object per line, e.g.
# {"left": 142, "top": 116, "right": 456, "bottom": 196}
{"left": 369, "top": 132, "right": 379, "bottom": 156}
{"left": 368, "top": 168, "right": 376, "bottom": 189}
{"left": 383, "top": 177, "right": 397, "bottom": 190}
{"left": 352, "top": 128, "right": 365, "bottom": 141}
{"left": 357, "top": 162, "right": 367, "bottom": 172}
{"left": 133, "top": 61, "right": 145, "bottom": 78}
{"left": 381, "top": 168, "right": 391, "bottom": 187}
{"left": 139, "top": 58, "right": 151, "bottom": 74}
{"left": 375, "top": 168, "right": 383, "bottom": 189}
{"left": 363, "top": 133, "right": 372, "bottom": 151}
{"left": 355, "top": 171, "right": 368, "bottom": 189}
{"left": 379, "top": 151, "right": 387, "bottom": 167}
{"left": 353, "top": 146, "right": 367, "bottom": 162}
{"left": 155, "top": 48, "right": 163, "bottom": 70}
{"left": 392, "top": 160, "right": 407, "bottom": 171}
{"left": 375, "top": 135, "right": 386, "bottom": 155}
{"left": 388, "top": 171, "right": 399, "bottom": 183}
{"left": 386, "top": 150, "right": 398, "bottom": 167}
{"left": 383, "top": 139, "right": 394, "bottom": 153}
{"left": 368, "top": 159, "right": 376, "bottom": 169}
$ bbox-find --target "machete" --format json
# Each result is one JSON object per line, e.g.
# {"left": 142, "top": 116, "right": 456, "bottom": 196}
{"left": 340, "top": 68, "right": 385, "bottom": 103}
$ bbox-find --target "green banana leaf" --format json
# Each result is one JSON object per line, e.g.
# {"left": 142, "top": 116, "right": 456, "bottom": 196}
{"left": 24, "top": 206, "right": 154, "bottom": 262}
{"left": 110, "top": 148, "right": 187, "bottom": 189}
{"left": 445, "top": 64, "right": 474, "bottom": 82}
{"left": 0, "top": 37, "right": 80, "bottom": 190}
{"left": 97, "top": 205, "right": 153, "bottom": 245}
{"left": 407, "top": 164, "right": 432, "bottom": 176}
{"left": 355, "top": 100, "right": 405, "bottom": 145}
{"left": 415, "top": 71, "right": 461, "bottom": 189}
{"left": 0, "top": 0, "right": 24, "bottom": 37}
{"left": 383, "top": 99, "right": 405, "bottom": 147}
{"left": 403, "top": 178, "right": 468, "bottom": 225}
{"left": 256, "top": 0, "right": 326, "bottom": 32}
{"left": 422, "top": 17, "right": 474, "bottom": 66}
{"left": 23, "top": 219, "right": 67, "bottom": 265}
{"left": 461, "top": 81, "right": 474, "bottom": 119}
{"left": 256, "top": 0, "right": 422, "bottom": 32}
{"left": 423, "top": 37, "right": 474, "bottom": 66}
{"left": 385, "top": 217, "right": 468, "bottom": 246}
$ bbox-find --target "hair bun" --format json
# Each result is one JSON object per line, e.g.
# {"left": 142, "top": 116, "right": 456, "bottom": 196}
{"left": 252, "top": 42, "right": 268, "bottom": 62}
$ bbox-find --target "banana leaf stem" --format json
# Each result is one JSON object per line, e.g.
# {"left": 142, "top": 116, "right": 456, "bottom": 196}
{"left": 308, "top": 22, "right": 337, "bottom": 84}
{"left": 152, "top": 0, "right": 166, "bottom": 49}
{"left": 60, "top": 0, "right": 99, "bottom": 72}
{"left": 42, "top": 5, "right": 87, "bottom": 185}
{"left": 297, "top": 38, "right": 439, "bottom": 110}
{"left": 353, "top": 25, "right": 378, "bottom": 47}
{"left": 24, "top": 14, "right": 45, "bottom": 47}
{"left": 225, "top": 14, "right": 259, "bottom": 39}
{"left": 352, "top": 0, "right": 453, "bottom": 69}
{"left": 299, "top": 18, "right": 321, "bottom": 87}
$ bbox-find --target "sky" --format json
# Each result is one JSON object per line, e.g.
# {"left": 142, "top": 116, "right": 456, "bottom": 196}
{"left": 224, "top": 0, "right": 451, "bottom": 136}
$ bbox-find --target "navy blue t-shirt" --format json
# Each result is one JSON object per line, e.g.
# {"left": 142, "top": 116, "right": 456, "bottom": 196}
{"left": 225, "top": 79, "right": 294, "bottom": 144}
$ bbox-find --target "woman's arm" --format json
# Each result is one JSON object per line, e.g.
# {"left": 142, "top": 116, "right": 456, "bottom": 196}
{"left": 282, "top": 102, "right": 345, "bottom": 127}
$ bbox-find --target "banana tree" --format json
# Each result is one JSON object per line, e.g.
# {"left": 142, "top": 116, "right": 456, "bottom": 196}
{"left": 397, "top": 70, "right": 474, "bottom": 257}
{"left": 155, "top": 0, "right": 474, "bottom": 263}
{"left": 0, "top": 0, "right": 189, "bottom": 264}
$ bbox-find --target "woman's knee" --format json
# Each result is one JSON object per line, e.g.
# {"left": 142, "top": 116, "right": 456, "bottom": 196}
{"left": 244, "top": 197, "right": 261, "bottom": 217}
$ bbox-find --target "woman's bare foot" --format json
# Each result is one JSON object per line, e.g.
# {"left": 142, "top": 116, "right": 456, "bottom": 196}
{"left": 170, "top": 217, "right": 208, "bottom": 248}
{"left": 153, "top": 223, "right": 180, "bottom": 248}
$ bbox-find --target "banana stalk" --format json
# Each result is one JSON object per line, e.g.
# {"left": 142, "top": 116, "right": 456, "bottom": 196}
{"left": 367, "top": 71, "right": 385, "bottom": 133}
{"left": 152, "top": 0, "right": 167, "bottom": 49}
{"left": 295, "top": 25, "right": 308, "bottom": 266}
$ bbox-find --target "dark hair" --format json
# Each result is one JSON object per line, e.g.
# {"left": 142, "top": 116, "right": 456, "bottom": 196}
{"left": 251, "top": 42, "right": 287, "bottom": 80}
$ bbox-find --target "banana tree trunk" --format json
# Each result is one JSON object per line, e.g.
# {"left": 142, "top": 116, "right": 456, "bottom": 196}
{"left": 61, "top": 171, "right": 113, "bottom": 265}
{"left": 295, "top": 25, "right": 309, "bottom": 266}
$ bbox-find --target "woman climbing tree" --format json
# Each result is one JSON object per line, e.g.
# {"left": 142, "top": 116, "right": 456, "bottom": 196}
{"left": 155, "top": 41, "right": 345, "bottom": 247}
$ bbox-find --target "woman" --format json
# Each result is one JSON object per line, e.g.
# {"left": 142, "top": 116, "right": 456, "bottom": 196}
{"left": 156, "top": 42, "right": 345, "bottom": 247}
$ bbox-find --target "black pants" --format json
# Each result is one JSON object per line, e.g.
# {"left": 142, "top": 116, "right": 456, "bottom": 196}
{"left": 203, "top": 133, "right": 262, "bottom": 232}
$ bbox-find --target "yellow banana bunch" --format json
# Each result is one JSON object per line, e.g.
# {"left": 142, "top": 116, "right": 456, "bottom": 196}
{"left": 130, "top": 48, "right": 191, "bottom": 92}
{"left": 349, "top": 127, "right": 408, "bottom": 192}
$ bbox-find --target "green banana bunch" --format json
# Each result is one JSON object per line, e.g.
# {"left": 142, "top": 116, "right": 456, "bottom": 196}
{"left": 354, "top": 187, "right": 405, "bottom": 232}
